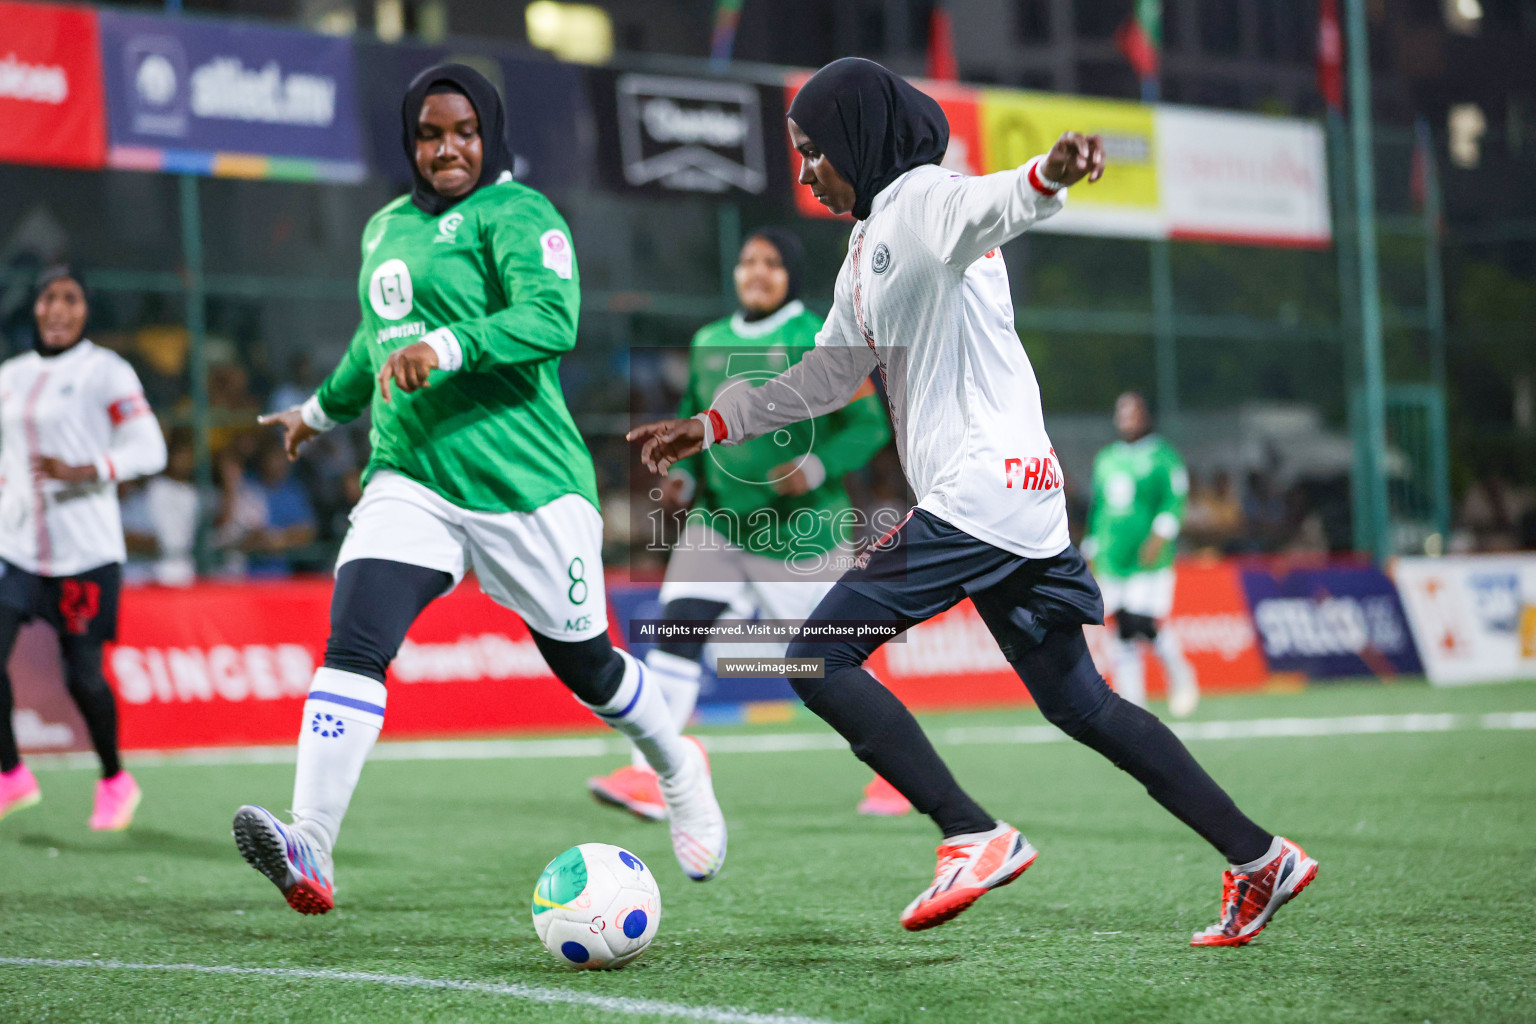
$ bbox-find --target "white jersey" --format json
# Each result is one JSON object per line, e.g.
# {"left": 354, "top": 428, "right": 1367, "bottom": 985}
{"left": 710, "top": 158, "right": 1070, "bottom": 559}
{"left": 0, "top": 340, "right": 167, "bottom": 576}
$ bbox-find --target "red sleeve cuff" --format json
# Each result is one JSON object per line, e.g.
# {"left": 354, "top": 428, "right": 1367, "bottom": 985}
{"left": 705, "top": 410, "right": 728, "bottom": 444}
{"left": 1026, "top": 158, "right": 1062, "bottom": 196}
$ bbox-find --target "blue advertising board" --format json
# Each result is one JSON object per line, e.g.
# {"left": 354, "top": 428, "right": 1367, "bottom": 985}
{"left": 1240, "top": 566, "right": 1424, "bottom": 679}
{"left": 353, "top": 41, "right": 590, "bottom": 194}
{"left": 97, "top": 11, "right": 365, "bottom": 181}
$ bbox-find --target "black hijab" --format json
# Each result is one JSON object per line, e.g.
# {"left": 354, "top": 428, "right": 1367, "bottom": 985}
{"left": 32, "top": 264, "right": 89, "bottom": 357}
{"left": 787, "top": 58, "right": 949, "bottom": 221}
{"left": 401, "top": 63, "right": 515, "bottom": 216}
{"left": 741, "top": 227, "right": 804, "bottom": 320}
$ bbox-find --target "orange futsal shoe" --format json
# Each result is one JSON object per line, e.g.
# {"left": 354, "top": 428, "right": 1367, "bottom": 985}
{"left": 1191, "top": 836, "right": 1318, "bottom": 947}
{"left": 857, "top": 775, "right": 913, "bottom": 817}
{"left": 900, "top": 821, "right": 1037, "bottom": 931}
{"left": 587, "top": 764, "right": 667, "bottom": 822}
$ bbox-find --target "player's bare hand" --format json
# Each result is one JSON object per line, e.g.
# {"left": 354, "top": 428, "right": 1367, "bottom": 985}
{"left": 1139, "top": 534, "right": 1168, "bottom": 569}
{"left": 660, "top": 474, "right": 693, "bottom": 511}
{"left": 770, "top": 462, "right": 811, "bottom": 497}
{"left": 32, "top": 456, "right": 97, "bottom": 483}
{"left": 377, "top": 341, "right": 439, "bottom": 402}
{"left": 627, "top": 417, "right": 705, "bottom": 475}
{"left": 1042, "top": 132, "right": 1106, "bottom": 187}
{"left": 257, "top": 407, "right": 317, "bottom": 461}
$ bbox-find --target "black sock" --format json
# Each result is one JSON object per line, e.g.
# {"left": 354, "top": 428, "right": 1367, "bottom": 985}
{"left": 0, "top": 607, "right": 24, "bottom": 773}
{"left": 1010, "top": 627, "right": 1273, "bottom": 865}
{"left": 798, "top": 667, "right": 995, "bottom": 838}
{"left": 60, "top": 637, "right": 121, "bottom": 779}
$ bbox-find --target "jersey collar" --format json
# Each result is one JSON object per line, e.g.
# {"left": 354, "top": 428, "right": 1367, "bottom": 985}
{"left": 730, "top": 300, "right": 806, "bottom": 338}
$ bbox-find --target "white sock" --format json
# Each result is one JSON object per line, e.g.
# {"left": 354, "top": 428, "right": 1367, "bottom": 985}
{"left": 1231, "top": 836, "right": 1283, "bottom": 873}
{"left": 632, "top": 650, "right": 703, "bottom": 769}
{"left": 291, "top": 667, "right": 386, "bottom": 853}
{"left": 586, "top": 649, "right": 688, "bottom": 779}
{"left": 1154, "top": 628, "right": 1198, "bottom": 694}
{"left": 1114, "top": 636, "right": 1147, "bottom": 707}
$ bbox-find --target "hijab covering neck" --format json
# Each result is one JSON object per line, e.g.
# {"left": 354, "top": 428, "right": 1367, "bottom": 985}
{"left": 402, "top": 63, "right": 515, "bottom": 216}
{"left": 740, "top": 227, "right": 804, "bottom": 321}
{"left": 32, "top": 264, "right": 89, "bottom": 358}
{"left": 787, "top": 58, "right": 949, "bottom": 222}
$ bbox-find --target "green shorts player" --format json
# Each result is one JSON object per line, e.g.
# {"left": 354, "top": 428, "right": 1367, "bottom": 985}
{"left": 1083, "top": 391, "right": 1199, "bottom": 717}
{"left": 587, "top": 228, "right": 913, "bottom": 818}
{"left": 231, "top": 64, "right": 725, "bottom": 916}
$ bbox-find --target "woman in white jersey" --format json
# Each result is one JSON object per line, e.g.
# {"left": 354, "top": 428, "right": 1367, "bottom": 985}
{"left": 0, "top": 266, "right": 167, "bottom": 830}
{"left": 630, "top": 59, "right": 1317, "bottom": 948}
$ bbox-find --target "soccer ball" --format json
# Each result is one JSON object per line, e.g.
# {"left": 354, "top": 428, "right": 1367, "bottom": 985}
{"left": 531, "top": 843, "right": 661, "bottom": 970}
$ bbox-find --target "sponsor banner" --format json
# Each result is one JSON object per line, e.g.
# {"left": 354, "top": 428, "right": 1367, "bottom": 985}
{"left": 1086, "top": 561, "right": 1270, "bottom": 696}
{"left": 97, "top": 10, "right": 365, "bottom": 181}
{"left": 1393, "top": 555, "right": 1536, "bottom": 685}
{"left": 593, "top": 69, "right": 790, "bottom": 199}
{"left": 979, "top": 89, "right": 1163, "bottom": 238}
{"left": 14, "top": 580, "right": 606, "bottom": 754}
{"left": 1157, "top": 105, "right": 1331, "bottom": 248}
{"left": 354, "top": 42, "right": 588, "bottom": 193}
{"left": 783, "top": 72, "right": 981, "bottom": 220}
{"left": 1241, "top": 565, "right": 1423, "bottom": 679}
{"left": 0, "top": 1, "right": 107, "bottom": 170}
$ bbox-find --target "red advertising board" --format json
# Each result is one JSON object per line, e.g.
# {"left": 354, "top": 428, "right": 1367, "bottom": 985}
{"left": 96, "top": 580, "right": 602, "bottom": 751}
{"left": 0, "top": 1, "right": 108, "bottom": 169}
{"left": 782, "top": 72, "right": 982, "bottom": 220}
{"left": 1085, "top": 560, "right": 1271, "bottom": 697}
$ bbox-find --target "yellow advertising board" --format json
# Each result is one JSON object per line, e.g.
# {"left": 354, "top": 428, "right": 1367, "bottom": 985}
{"left": 979, "top": 90, "right": 1162, "bottom": 236}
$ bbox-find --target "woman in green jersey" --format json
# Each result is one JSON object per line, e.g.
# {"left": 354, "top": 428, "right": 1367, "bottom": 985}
{"left": 232, "top": 64, "right": 725, "bottom": 917}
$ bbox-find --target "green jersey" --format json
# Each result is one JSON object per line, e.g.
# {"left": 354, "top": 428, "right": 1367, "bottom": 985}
{"left": 1085, "top": 435, "right": 1188, "bottom": 578}
{"left": 315, "top": 181, "right": 597, "bottom": 514}
{"left": 675, "top": 300, "right": 890, "bottom": 560}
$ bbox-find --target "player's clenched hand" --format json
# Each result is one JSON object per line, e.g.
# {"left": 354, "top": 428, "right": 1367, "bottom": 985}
{"left": 257, "top": 407, "right": 318, "bottom": 461}
{"left": 627, "top": 417, "right": 706, "bottom": 475}
{"left": 32, "top": 456, "right": 97, "bottom": 483}
{"left": 1042, "top": 132, "right": 1106, "bottom": 187}
{"left": 377, "top": 341, "right": 439, "bottom": 402}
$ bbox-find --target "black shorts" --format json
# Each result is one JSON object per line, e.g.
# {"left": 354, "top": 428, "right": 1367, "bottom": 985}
{"left": 843, "top": 509, "right": 1103, "bottom": 659}
{"left": 0, "top": 559, "right": 122, "bottom": 643}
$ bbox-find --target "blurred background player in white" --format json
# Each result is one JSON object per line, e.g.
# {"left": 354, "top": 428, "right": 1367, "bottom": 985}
{"left": 632, "top": 58, "right": 1316, "bottom": 947}
{"left": 586, "top": 227, "right": 912, "bottom": 820}
{"left": 232, "top": 64, "right": 725, "bottom": 916}
{"left": 1083, "top": 392, "right": 1199, "bottom": 717}
{"left": 0, "top": 265, "right": 167, "bottom": 830}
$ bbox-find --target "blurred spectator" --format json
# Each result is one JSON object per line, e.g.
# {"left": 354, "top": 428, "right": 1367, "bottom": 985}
{"left": 121, "top": 431, "right": 201, "bottom": 586}
{"left": 266, "top": 352, "right": 315, "bottom": 415}
{"left": 214, "top": 436, "right": 317, "bottom": 577}
{"left": 1459, "top": 475, "right": 1536, "bottom": 552}
{"left": 1184, "top": 469, "right": 1246, "bottom": 552}
{"left": 1241, "top": 470, "right": 1288, "bottom": 552}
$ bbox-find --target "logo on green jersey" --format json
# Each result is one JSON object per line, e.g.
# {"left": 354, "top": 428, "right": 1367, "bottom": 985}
{"left": 434, "top": 212, "right": 464, "bottom": 243}
{"left": 369, "top": 259, "right": 414, "bottom": 320}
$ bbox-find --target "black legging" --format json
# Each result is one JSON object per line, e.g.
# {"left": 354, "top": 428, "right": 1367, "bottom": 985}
{"left": 322, "top": 558, "right": 624, "bottom": 706}
{"left": 0, "top": 605, "right": 122, "bottom": 778}
{"left": 786, "top": 584, "right": 1272, "bottom": 863}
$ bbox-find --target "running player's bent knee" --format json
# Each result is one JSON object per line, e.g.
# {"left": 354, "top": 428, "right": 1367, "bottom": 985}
{"left": 1117, "top": 612, "right": 1158, "bottom": 642}
{"left": 530, "top": 631, "right": 625, "bottom": 706}
{"left": 655, "top": 598, "right": 729, "bottom": 661}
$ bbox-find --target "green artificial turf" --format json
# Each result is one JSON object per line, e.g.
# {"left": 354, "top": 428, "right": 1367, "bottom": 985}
{"left": 3, "top": 680, "right": 1534, "bottom": 1023}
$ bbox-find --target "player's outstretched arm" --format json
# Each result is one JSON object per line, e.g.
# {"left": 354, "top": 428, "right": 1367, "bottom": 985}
{"left": 627, "top": 417, "right": 707, "bottom": 476}
{"left": 920, "top": 131, "right": 1107, "bottom": 268}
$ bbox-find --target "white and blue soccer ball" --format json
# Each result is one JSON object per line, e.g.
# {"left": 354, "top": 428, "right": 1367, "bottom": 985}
{"left": 531, "top": 843, "right": 661, "bottom": 970}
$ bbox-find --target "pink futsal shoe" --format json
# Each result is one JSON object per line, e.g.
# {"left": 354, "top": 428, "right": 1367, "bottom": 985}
{"left": 1191, "top": 837, "right": 1318, "bottom": 947}
{"left": 0, "top": 764, "right": 42, "bottom": 822}
{"left": 588, "top": 765, "right": 667, "bottom": 821}
{"left": 900, "top": 821, "right": 1038, "bottom": 931}
{"left": 88, "top": 771, "right": 141, "bottom": 831}
{"left": 857, "top": 775, "right": 913, "bottom": 817}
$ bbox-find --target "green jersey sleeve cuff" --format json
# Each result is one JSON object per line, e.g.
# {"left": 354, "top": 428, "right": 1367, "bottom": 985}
{"left": 301, "top": 394, "right": 339, "bottom": 433}
{"left": 422, "top": 327, "right": 464, "bottom": 372}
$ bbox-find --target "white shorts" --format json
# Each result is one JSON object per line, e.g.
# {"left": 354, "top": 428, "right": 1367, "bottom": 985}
{"left": 1097, "top": 567, "right": 1176, "bottom": 621}
{"left": 658, "top": 517, "right": 850, "bottom": 659}
{"left": 336, "top": 470, "right": 608, "bottom": 641}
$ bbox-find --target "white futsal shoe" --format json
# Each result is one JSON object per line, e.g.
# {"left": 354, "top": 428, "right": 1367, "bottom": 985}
{"left": 657, "top": 740, "right": 727, "bottom": 881}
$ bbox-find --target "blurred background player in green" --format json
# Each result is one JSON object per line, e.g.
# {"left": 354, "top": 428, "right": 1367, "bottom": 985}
{"left": 1083, "top": 392, "right": 1200, "bottom": 717}
{"left": 587, "top": 227, "right": 911, "bottom": 818}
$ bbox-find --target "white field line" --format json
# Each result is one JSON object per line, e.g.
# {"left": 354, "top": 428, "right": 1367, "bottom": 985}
{"left": 0, "top": 957, "right": 844, "bottom": 1024}
{"left": 24, "top": 710, "right": 1536, "bottom": 773}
